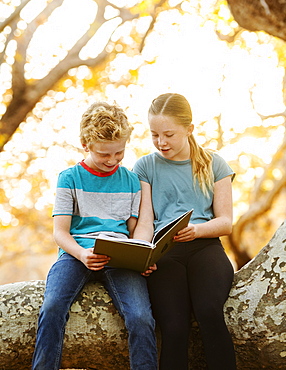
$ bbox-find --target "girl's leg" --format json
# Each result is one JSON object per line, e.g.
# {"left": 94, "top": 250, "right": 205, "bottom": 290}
{"left": 147, "top": 244, "right": 191, "bottom": 370}
{"left": 101, "top": 268, "right": 157, "bottom": 370}
{"left": 187, "top": 240, "right": 236, "bottom": 370}
{"left": 32, "top": 254, "right": 92, "bottom": 370}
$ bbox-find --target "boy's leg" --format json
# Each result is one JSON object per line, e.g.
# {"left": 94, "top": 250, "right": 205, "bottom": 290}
{"left": 32, "top": 253, "right": 92, "bottom": 370}
{"left": 101, "top": 268, "right": 158, "bottom": 370}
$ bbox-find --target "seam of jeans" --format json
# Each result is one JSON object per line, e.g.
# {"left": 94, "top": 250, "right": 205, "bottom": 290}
{"left": 54, "top": 267, "right": 93, "bottom": 369}
{"left": 104, "top": 271, "right": 126, "bottom": 318}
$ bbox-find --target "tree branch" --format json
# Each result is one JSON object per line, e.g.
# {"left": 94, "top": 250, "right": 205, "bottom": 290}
{"left": 0, "top": 0, "right": 31, "bottom": 32}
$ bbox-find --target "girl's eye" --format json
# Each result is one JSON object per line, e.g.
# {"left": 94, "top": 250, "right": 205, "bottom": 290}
{"left": 166, "top": 134, "right": 174, "bottom": 138}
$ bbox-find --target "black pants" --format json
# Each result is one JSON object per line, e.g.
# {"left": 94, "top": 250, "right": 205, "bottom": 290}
{"left": 147, "top": 238, "right": 237, "bottom": 370}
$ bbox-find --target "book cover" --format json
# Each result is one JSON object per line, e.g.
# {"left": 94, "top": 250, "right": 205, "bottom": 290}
{"left": 93, "top": 209, "right": 193, "bottom": 272}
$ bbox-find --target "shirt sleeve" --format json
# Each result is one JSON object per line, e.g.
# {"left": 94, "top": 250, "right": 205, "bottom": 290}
{"left": 132, "top": 156, "right": 150, "bottom": 183}
{"left": 212, "top": 153, "right": 235, "bottom": 182}
{"left": 130, "top": 172, "right": 141, "bottom": 218}
{"left": 52, "top": 170, "right": 75, "bottom": 216}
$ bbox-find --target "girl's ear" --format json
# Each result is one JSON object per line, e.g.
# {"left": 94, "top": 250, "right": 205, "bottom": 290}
{"left": 187, "top": 124, "right": 194, "bottom": 136}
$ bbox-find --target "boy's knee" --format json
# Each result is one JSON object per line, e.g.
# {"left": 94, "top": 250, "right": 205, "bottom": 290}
{"left": 40, "top": 297, "right": 68, "bottom": 319}
{"left": 126, "top": 309, "right": 155, "bottom": 330}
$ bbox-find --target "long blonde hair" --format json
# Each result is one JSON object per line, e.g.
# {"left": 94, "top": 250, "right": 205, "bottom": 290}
{"left": 148, "top": 93, "right": 214, "bottom": 195}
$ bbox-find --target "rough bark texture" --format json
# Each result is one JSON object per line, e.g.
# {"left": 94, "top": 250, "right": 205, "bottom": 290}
{"left": 227, "top": 0, "right": 286, "bottom": 41}
{"left": 0, "top": 221, "right": 285, "bottom": 369}
{"left": 225, "top": 221, "right": 286, "bottom": 369}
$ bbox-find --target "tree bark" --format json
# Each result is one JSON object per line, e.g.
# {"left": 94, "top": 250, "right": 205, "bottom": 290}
{"left": 227, "top": 0, "right": 286, "bottom": 42}
{"left": 225, "top": 220, "right": 286, "bottom": 369}
{"left": 1, "top": 221, "right": 285, "bottom": 369}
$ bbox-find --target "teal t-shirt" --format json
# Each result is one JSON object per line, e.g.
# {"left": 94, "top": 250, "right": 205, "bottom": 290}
{"left": 133, "top": 152, "right": 234, "bottom": 233}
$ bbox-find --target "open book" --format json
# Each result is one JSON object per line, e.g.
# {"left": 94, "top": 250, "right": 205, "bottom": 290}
{"left": 93, "top": 210, "right": 193, "bottom": 272}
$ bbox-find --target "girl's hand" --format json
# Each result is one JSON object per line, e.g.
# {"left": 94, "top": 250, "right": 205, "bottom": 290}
{"left": 79, "top": 248, "right": 110, "bottom": 270}
{"left": 173, "top": 223, "right": 198, "bottom": 242}
{"left": 141, "top": 264, "right": 157, "bottom": 277}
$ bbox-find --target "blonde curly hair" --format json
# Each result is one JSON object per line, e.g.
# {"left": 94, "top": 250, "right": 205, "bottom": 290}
{"left": 80, "top": 102, "right": 133, "bottom": 147}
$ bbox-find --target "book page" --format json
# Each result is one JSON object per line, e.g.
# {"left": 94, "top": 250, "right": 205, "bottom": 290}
{"left": 152, "top": 210, "right": 193, "bottom": 244}
{"left": 96, "top": 235, "right": 154, "bottom": 248}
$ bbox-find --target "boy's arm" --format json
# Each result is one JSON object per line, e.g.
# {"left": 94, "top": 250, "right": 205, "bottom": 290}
{"left": 127, "top": 216, "right": 137, "bottom": 238}
{"left": 53, "top": 215, "right": 110, "bottom": 270}
{"left": 133, "top": 181, "right": 154, "bottom": 242}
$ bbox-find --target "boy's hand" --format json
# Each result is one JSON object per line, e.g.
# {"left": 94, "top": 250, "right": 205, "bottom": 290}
{"left": 79, "top": 248, "right": 110, "bottom": 270}
{"left": 141, "top": 264, "right": 157, "bottom": 277}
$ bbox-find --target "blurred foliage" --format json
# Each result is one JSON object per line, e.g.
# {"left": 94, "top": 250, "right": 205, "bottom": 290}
{"left": 0, "top": 0, "right": 286, "bottom": 284}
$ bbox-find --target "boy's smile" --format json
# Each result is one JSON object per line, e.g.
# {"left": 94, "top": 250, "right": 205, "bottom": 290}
{"left": 83, "top": 139, "right": 127, "bottom": 173}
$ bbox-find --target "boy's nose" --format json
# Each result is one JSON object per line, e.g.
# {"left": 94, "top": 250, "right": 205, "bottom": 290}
{"left": 107, "top": 157, "right": 117, "bottom": 164}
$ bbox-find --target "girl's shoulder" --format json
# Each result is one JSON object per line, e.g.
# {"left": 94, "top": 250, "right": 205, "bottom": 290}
{"left": 134, "top": 153, "right": 156, "bottom": 168}
{"left": 210, "top": 151, "right": 234, "bottom": 181}
{"left": 136, "top": 152, "right": 156, "bottom": 162}
{"left": 210, "top": 151, "right": 225, "bottom": 163}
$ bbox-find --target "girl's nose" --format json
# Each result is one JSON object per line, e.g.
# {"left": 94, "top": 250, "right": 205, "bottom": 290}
{"left": 158, "top": 136, "right": 167, "bottom": 146}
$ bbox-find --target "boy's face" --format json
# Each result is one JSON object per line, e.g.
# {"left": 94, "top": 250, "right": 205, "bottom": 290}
{"left": 83, "top": 138, "right": 127, "bottom": 173}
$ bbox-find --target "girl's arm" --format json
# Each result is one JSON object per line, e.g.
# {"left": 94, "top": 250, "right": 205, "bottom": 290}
{"left": 174, "top": 176, "right": 233, "bottom": 242}
{"left": 133, "top": 181, "right": 157, "bottom": 276}
{"left": 133, "top": 181, "right": 155, "bottom": 242}
{"left": 53, "top": 215, "right": 110, "bottom": 270}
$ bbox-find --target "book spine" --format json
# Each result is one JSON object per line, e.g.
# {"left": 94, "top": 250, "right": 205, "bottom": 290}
{"left": 145, "top": 250, "right": 153, "bottom": 271}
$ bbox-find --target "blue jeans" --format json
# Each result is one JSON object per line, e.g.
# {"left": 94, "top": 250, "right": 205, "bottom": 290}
{"left": 32, "top": 253, "right": 157, "bottom": 370}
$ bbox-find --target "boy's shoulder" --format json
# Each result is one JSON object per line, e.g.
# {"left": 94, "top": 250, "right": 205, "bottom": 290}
{"left": 118, "top": 165, "right": 139, "bottom": 180}
{"left": 58, "top": 163, "right": 81, "bottom": 177}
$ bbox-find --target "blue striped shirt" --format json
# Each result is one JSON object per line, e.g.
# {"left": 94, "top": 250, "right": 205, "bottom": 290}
{"left": 53, "top": 161, "right": 141, "bottom": 256}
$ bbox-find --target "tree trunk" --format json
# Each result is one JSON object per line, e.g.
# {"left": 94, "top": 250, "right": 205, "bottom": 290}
{"left": 227, "top": 0, "right": 286, "bottom": 42}
{"left": 225, "top": 220, "right": 286, "bottom": 369}
{"left": 0, "top": 221, "right": 285, "bottom": 369}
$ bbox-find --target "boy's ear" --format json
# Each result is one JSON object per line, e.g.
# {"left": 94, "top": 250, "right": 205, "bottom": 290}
{"left": 82, "top": 143, "right": 89, "bottom": 152}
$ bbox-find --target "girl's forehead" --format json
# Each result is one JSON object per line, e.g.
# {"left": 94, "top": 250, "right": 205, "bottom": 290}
{"left": 149, "top": 115, "right": 185, "bottom": 132}
{"left": 149, "top": 114, "right": 177, "bottom": 126}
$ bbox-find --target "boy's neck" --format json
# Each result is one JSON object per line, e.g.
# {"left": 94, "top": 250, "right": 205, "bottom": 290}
{"left": 80, "top": 160, "right": 119, "bottom": 177}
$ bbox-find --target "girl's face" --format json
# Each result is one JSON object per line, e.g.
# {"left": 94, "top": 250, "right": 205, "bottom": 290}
{"left": 82, "top": 138, "right": 127, "bottom": 173}
{"left": 149, "top": 114, "right": 193, "bottom": 161}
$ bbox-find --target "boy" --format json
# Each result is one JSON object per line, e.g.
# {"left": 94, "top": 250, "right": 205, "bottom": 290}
{"left": 32, "top": 102, "right": 157, "bottom": 370}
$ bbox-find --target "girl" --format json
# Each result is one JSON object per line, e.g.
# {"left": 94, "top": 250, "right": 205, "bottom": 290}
{"left": 133, "top": 93, "right": 236, "bottom": 370}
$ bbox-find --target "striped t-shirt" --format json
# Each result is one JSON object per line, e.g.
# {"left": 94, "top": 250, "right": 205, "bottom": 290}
{"left": 53, "top": 161, "right": 141, "bottom": 256}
